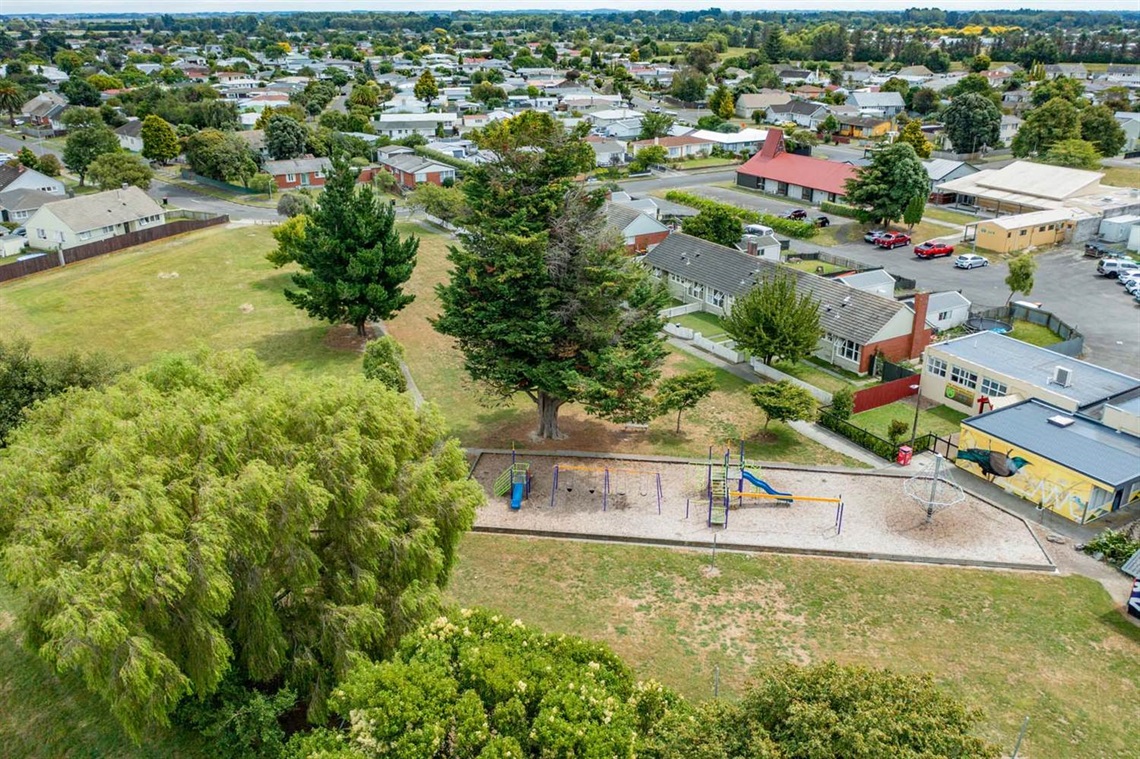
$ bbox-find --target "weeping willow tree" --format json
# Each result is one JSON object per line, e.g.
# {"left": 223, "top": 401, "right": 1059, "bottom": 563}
{"left": 0, "top": 350, "right": 483, "bottom": 740}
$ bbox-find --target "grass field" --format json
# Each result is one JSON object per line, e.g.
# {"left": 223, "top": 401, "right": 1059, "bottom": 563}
{"left": 675, "top": 156, "right": 739, "bottom": 170}
{"left": 923, "top": 206, "right": 983, "bottom": 226}
{"left": 1100, "top": 165, "right": 1139, "bottom": 190}
{"left": 852, "top": 400, "right": 968, "bottom": 440}
{"left": 783, "top": 258, "right": 848, "bottom": 275}
{"left": 1009, "top": 318, "right": 1063, "bottom": 347}
{"left": 771, "top": 358, "right": 856, "bottom": 394}
{"left": 665, "top": 309, "right": 726, "bottom": 336}
{"left": 448, "top": 534, "right": 1140, "bottom": 759}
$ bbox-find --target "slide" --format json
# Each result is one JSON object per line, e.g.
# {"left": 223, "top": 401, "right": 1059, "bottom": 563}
{"left": 510, "top": 481, "right": 525, "bottom": 510}
{"left": 740, "top": 470, "right": 792, "bottom": 498}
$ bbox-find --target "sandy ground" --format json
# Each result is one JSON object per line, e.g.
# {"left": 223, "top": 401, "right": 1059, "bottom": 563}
{"left": 472, "top": 453, "right": 1052, "bottom": 569}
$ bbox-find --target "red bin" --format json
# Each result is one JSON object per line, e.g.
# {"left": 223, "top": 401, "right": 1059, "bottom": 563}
{"left": 896, "top": 445, "right": 913, "bottom": 466}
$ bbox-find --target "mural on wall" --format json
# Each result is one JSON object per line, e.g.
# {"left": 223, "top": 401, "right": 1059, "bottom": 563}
{"left": 955, "top": 427, "right": 1112, "bottom": 523}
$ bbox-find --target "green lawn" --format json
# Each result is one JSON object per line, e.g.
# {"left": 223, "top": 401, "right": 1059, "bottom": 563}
{"left": 449, "top": 534, "right": 1140, "bottom": 759}
{"left": 0, "top": 225, "right": 362, "bottom": 378}
{"left": 1101, "top": 165, "right": 1139, "bottom": 190}
{"left": 923, "top": 206, "right": 982, "bottom": 226}
{"left": 852, "top": 400, "right": 968, "bottom": 440}
{"left": 675, "top": 157, "right": 738, "bottom": 170}
{"left": 771, "top": 358, "right": 856, "bottom": 395}
{"left": 783, "top": 258, "right": 848, "bottom": 275}
{"left": 1009, "top": 319, "right": 1063, "bottom": 347}
{"left": 665, "top": 309, "right": 727, "bottom": 337}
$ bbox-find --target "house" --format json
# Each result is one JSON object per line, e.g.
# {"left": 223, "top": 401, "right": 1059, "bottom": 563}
{"left": 935, "top": 160, "right": 1137, "bottom": 219}
{"left": 1043, "top": 63, "right": 1088, "bottom": 80}
{"left": 1002, "top": 89, "right": 1032, "bottom": 109}
{"left": 25, "top": 187, "right": 166, "bottom": 251}
{"left": 1116, "top": 112, "right": 1140, "bottom": 154}
{"left": 999, "top": 114, "right": 1022, "bottom": 145}
{"left": 602, "top": 119, "right": 645, "bottom": 141}
{"left": 896, "top": 65, "right": 934, "bottom": 83}
{"left": 922, "top": 159, "right": 979, "bottom": 200}
{"left": 608, "top": 191, "right": 699, "bottom": 223}
{"left": 737, "top": 233, "right": 782, "bottom": 261}
{"left": 833, "top": 269, "right": 896, "bottom": 298}
{"left": 792, "top": 84, "right": 827, "bottom": 100}
{"left": 0, "top": 163, "right": 65, "bottom": 197}
{"left": 688, "top": 128, "right": 768, "bottom": 155}
{"left": 919, "top": 331, "right": 1140, "bottom": 419}
{"left": 263, "top": 157, "right": 332, "bottom": 190}
{"left": 115, "top": 119, "right": 144, "bottom": 152}
{"left": 375, "top": 152, "right": 457, "bottom": 190}
{"left": 627, "top": 135, "right": 713, "bottom": 160}
{"left": 835, "top": 115, "right": 892, "bottom": 140}
{"left": 905, "top": 290, "right": 970, "bottom": 331}
{"left": 736, "top": 129, "right": 857, "bottom": 205}
{"left": 956, "top": 399, "right": 1140, "bottom": 523}
{"left": 847, "top": 91, "right": 905, "bottom": 118}
{"left": 734, "top": 90, "right": 793, "bottom": 120}
{"left": 764, "top": 101, "right": 830, "bottom": 129}
{"left": 603, "top": 204, "right": 670, "bottom": 253}
{"left": 20, "top": 91, "right": 68, "bottom": 133}
{"left": 1104, "top": 64, "right": 1140, "bottom": 85}
{"left": 964, "top": 208, "right": 1087, "bottom": 254}
{"left": 645, "top": 233, "right": 933, "bottom": 374}
{"left": 587, "top": 137, "right": 628, "bottom": 167}
{"left": 0, "top": 188, "right": 61, "bottom": 225}
{"left": 775, "top": 67, "right": 818, "bottom": 86}
{"left": 374, "top": 113, "right": 458, "bottom": 139}
{"left": 586, "top": 108, "right": 643, "bottom": 128}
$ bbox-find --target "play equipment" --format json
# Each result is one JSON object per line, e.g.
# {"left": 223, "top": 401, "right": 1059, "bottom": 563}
{"left": 904, "top": 453, "right": 965, "bottom": 523}
{"left": 494, "top": 449, "right": 532, "bottom": 511}
{"left": 550, "top": 463, "right": 663, "bottom": 512}
{"left": 707, "top": 444, "right": 845, "bottom": 531}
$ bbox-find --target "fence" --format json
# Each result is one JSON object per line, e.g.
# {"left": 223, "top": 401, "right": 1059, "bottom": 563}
{"left": 692, "top": 333, "right": 746, "bottom": 363}
{"left": 818, "top": 411, "right": 902, "bottom": 461}
{"left": 660, "top": 302, "right": 703, "bottom": 319}
{"left": 877, "top": 356, "right": 918, "bottom": 383}
{"left": 0, "top": 215, "right": 229, "bottom": 284}
{"left": 852, "top": 375, "right": 920, "bottom": 414}
{"left": 751, "top": 359, "right": 833, "bottom": 404}
{"left": 789, "top": 250, "right": 868, "bottom": 273}
{"left": 969, "top": 303, "right": 1084, "bottom": 356}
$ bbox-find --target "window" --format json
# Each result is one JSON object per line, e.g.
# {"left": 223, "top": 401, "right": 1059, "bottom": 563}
{"left": 1038, "top": 226, "right": 1046, "bottom": 232}
{"left": 669, "top": 272, "right": 684, "bottom": 284}
{"left": 937, "top": 310, "right": 951, "bottom": 321}
{"left": 979, "top": 377, "right": 1008, "bottom": 397}
{"left": 36, "top": 228, "right": 47, "bottom": 239}
{"left": 651, "top": 267, "right": 662, "bottom": 278}
{"left": 285, "top": 173, "right": 296, "bottom": 183}
{"left": 708, "top": 289, "right": 725, "bottom": 308}
{"left": 835, "top": 337, "right": 861, "bottom": 363}
{"left": 78, "top": 231, "right": 92, "bottom": 240}
{"left": 1019, "top": 229, "right": 1027, "bottom": 236}
{"left": 950, "top": 365, "right": 978, "bottom": 388}
{"left": 101, "top": 225, "right": 114, "bottom": 234}
{"left": 13, "top": 210, "right": 27, "bottom": 220}
{"left": 1047, "top": 224, "right": 1055, "bottom": 230}
{"left": 686, "top": 282, "right": 704, "bottom": 300}
{"left": 926, "top": 356, "right": 947, "bottom": 377}
{"left": 138, "top": 214, "right": 161, "bottom": 227}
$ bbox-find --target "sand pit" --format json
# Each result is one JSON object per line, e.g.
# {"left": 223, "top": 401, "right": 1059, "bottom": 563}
{"left": 471, "top": 452, "right": 1053, "bottom": 570}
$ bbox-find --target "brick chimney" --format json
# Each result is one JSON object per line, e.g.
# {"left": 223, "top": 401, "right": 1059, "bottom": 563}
{"left": 909, "top": 291, "right": 931, "bottom": 358}
{"left": 746, "top": 237, "right": 758, "bottom": 256}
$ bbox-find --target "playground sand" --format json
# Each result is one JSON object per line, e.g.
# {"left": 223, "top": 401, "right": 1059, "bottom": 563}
{"left": 470, "top": 453, "right": 1052, "bottom": 569}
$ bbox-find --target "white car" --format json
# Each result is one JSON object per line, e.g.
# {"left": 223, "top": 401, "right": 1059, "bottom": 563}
{"left": 1124, "top": 278, "right": 1140, "bottom": 295}
{"left": 0, "top": 152, "right": 15, "bottom": 163}
{"left": 1116, "top": 270, "right": 1140, "bottom": 287}
{"left": 954, "top": 254, "right": 989, "bottom": 270}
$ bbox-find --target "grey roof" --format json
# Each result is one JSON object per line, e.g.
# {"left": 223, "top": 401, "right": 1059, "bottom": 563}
{"left": 848, "top": 91, "right": 906, "bottom": 108}
{"left": 379, "top": 154, "right": 452, "bottom": 174}
{"left": 263, "top": 157, "right": 332, "bottom": 176}
{"left": 768, "top": 100, "right": 827, "bottom": 116}
{"left": 835, "top": 269, "right": 896, "bottom": 290}
{"left": 0, "top": 188, "right": 59, "bottom": 212}
{"left": 934, "top": 331, "right": 1140, "bottom": 409}
{"left": 604, "top": 204, "right": 665, "bottom": 235}
{"left": 115, "top": 119, "right": 143, "bottom": 138}
{"left": 923, "top": 158, "right": 976, "bottom": 182}
{"left": 646, "top": 233, "right": 907, "bottom": 345}
{"left": 923, "top": 291, "right": 971, "bottom": 313}
{"left": 38, "top": 186, "right": 163, "bottom": 233}
{"left": 963, "top": 400, "right": 1140, "bottom": 487}
{"left": 1107, "top": 392, "right": 1140, "bottom": 416}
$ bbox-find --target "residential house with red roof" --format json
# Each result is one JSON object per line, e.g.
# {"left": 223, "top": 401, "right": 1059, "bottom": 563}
{"left": 734, "top": 129, "right": 857, "bottom": 205}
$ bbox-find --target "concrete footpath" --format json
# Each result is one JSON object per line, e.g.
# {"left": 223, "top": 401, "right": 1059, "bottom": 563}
{"left": 667, "top": 337, "right": 883, "bottom": 468}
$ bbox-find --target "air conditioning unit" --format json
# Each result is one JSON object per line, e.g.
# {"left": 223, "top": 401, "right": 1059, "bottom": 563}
{"left": 1051, "top": 366, "right": 1072, "bottom": 388}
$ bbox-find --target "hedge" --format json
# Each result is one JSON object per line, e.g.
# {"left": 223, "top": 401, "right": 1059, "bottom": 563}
{"left": 414, "top": 145, "right": 472, "bottom": 172}
{"left": 819, "top": 200, "right": 863, "bottom": 219}
{"left": 664, "top": 190, "right": 817, "bottom": 239}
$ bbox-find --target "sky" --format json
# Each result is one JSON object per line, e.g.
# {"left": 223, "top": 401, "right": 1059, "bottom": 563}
{"left": 3, "top": 1, "right": 1138, "bottom": 15}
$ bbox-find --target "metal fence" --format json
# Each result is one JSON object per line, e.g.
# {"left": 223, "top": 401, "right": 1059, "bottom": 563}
{"left": 969, "top": 303, "right": 1084, "bottom": 356}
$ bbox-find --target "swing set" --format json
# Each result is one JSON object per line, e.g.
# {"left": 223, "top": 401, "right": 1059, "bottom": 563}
{"left": 550, "top": 464, "right": 663, "bottom": 513}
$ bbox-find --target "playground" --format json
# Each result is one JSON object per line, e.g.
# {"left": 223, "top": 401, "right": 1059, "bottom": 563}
{"left": 470, "top": 450, "right": 1053, "bottom": 570}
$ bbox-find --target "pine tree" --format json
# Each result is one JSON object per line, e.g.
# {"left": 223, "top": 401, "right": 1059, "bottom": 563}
{"left": 843, "top": 143, "right": 929, "bottom": 225}
{"left": 709, "top": 84, "right": 735, "bottom": 120}
{"left": 897, "top": 119, "right": 933, "bottom": 159}
{"left": 903, "top": 194, "right": 926, "bottom": 231}
{"left": 276, "top": 156, "right": 418, "bottom": 336}
{"left": 433, "top": 113, "right": 669, "bottom": 439}
{"left": 140, "top": 114, "right": 180, "bottom": 163}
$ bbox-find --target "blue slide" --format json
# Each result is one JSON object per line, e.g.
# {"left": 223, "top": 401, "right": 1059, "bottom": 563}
{"left": 740, "top": 470, "right": 792, "bottom": 498}
{"left": 510, "top": 481, "right": 525, "bottom": 510}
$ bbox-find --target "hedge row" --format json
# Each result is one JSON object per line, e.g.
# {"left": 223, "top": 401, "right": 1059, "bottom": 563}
{"left": 819, "top": 200, "right": 863, "bottom": 219}
{"left": 414, "top": 146, "right": 473, "bottom": 172}
{"left": 664, "top": 190, "right": 817, "bottom": 239}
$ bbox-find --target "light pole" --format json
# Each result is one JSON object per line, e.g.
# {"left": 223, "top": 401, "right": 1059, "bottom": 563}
{"left": 908, "top": 383, "right": 922, "bottom": 450}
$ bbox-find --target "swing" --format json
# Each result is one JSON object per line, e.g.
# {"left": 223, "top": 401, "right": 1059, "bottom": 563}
{"left": 638, "top": 476, "right": 649, "bottom": 497}
{"left": 565, "top": 469, "right": 574, "bottom": 493}
{"left": 615, "top": 471, "right": 626, "bottom": 496}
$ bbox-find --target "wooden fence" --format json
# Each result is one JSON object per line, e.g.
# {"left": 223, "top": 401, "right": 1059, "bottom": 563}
{"left": 0, "top": 215, "right": 229, "bottom": 285}
{"left": 852, "top": 375, "right": 920, "bottom": 414}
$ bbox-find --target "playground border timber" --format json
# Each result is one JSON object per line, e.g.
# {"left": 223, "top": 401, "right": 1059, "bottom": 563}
{"left": 466, "top": 448, "right": 1056, "bottom": 574}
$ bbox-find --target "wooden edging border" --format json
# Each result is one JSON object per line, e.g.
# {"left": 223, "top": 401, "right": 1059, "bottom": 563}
{"left": 465, "top": 448, "right": 1057, "bottom": 573}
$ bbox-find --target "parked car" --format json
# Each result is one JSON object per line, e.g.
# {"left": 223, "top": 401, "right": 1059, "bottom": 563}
{"left": 1119, "top": 271, "right": 1140, "bottom": 288}
{"left": 876, "top": 232, "right": 911, "bottom": 249}
{"left": 954, "top": 253, "right": 990, "bottom": 269}
{"left": 814, "top": 216, "right": 830, "bottom": 227}
{"left": 744, "top": 223, "right": 774, "bottom": 236}
{"left": 0, "top": 153, "right": 14, "bottom": 163}
{"left": 1123, "top": 277, "right": 1140, "bottom": 295}
{"left": 783, "top": 209, "right": 808, "bottom": 220}
{"left": 863, "top": 229, "right": 887, "bottom": 244}
{"left": 914, "top": 240, "right": 955, "bottom": 259}
{"left": 650, "top": 106, "right": 663, "bottom": 113}
{"left": 1097, "top": 259, "right": 1140, "bottom": 279}
{"left": 1084, "top": 242, "right": 1116, "bottom": 258}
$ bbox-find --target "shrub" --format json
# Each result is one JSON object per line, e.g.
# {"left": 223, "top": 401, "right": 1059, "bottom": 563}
{"left": 664, "top": 190, "right": 817, "bottom": 239}
{"left": 362, "top": 335, "right": 407, "bottom": 392}
{"left": 887, "top": 418, "right": 910, "bottom": 445}
{"left": 1083, "top": 529, "right": 1140, "bottom": 568}
{"left": 819, "top": 200, "right": 861, "bottom": 219}
{"left": 277, "top": 192, "right": 312, "bottom": 218}
{"left": 830, "top": 387, "right": 855, "bottom": 420}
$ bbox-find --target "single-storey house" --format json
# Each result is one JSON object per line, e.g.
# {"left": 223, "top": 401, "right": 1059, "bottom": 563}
{"left": 737, "top": 233, "right": 782, "bottom": 261}
{"left": 764, "top": 101, "right": 830, "bottom": 129}
{"left": 115, "top": 119, "right": 144, "bottom": 152}
{"left": 0, "top": 188, "right": 61, "bottom": 224}
{"left": 965, "top": 208, "right": 1086, "bottom": 254}
{"left": 836, "top": 115, "right": 892, "bottom": 140}
{"left": 906, "top": 290, "right": 970, "bottom": 331}
{"left": 608, "top": 191, "right": 698, "bottom": 223}
{"left": 735, "top": 90, "right": 792, "bottom": 120}
{"left": 627, "top": 135, "right": 713, "bottom": 160}
{"left": 263, "top": 157, "right": 332, "bottom": 190}
{"left": 935, "top": 160, "right": 1133, "bottom": 218}
{"left": 688, "top": 128, "right": 768, "bottom": 155}
{"left": 373, "top": 113, "right": 458, "bottom": 139}
{"left": 918, "top": 331, "right": 1140, "bottom": 418}
{"left": 20, "top": 91, "right": 67, "bottom": 133}
{"left": 1115, "top": 112, "right": 1140, "bottom": 154}
{"left": 645, "top": 233, "right": 932, "bottom": 374}
{"left": 376, "top": 153, "right": 457, "bottom": 190}
{"left": 587, "top": 137, "right": 629, "bottom": 167}
{"left": 847, "top": 91, "right": 905, "bottom": 118}
{"left": 956, "top": 399, "right": 1140, "bottom": 523}
{"left": 1043, "top": 64, "right": 1088, "bottom": 80}
{"left": 735, "top": 129, "right": 857, "bottom": 205}
{"left": 604, "top": 204, "right": 670, "bottom": 253}
{"left": 923, "top": 159, "right": 978, "bottom": 200}
{"left": 25, "top": 186, "right": 166, "bottom": 251}
{"left": 0, "top": 163, "right": 65, "bottom": 197}
{"left": 833, "top": 268, "right": 896, "bottom": 298}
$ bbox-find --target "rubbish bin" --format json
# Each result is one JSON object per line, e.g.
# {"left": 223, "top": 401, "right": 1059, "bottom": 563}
{"left": 896, "top": 445, "right": 913, "bottom": 466}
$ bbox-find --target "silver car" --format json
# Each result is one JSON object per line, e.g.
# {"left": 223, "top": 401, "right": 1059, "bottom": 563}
{"left": 954, "top": 254, "right": 989, "bottom": 270}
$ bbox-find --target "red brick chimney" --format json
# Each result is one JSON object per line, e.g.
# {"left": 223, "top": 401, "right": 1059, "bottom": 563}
{"left": 746, "top": 237, "right": 758, "bottom": 256}
{"left": 909, "top": 291, "right": 931, "bottom": 358}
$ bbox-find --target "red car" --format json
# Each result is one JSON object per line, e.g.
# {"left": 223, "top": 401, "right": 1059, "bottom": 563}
{"left": 914, "top": 240, "right": 955, "bottom": 258}
{"left": 876, "top": 232, "right": 911, "bottom": 249}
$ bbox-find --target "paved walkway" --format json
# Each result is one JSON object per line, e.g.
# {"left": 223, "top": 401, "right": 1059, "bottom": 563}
{"left": 667, "top": 337, "right": 883, "bottom": 467}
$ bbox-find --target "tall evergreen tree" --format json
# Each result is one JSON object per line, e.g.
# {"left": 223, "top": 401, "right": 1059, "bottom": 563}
{"left": 274, "top": 156, "right": 418, "bottom": 336}
{"left": 897, "top": 119, "right": 933, "bottom": 159}
{"left": 844, "top": 142, "right": 929, "bottom": 225}
{"left": 1012, "top": 97, "right": 1081, "bottom": 157}
{"left": 0, "top": 78, "right": 23, "bottom": 127}
{"left": 942, "top": 93, "right": 1002, "bottom": 154}
{"left": 434, "top": 113, "right": 669, "bottom": 439}
{"left": 414, "top": 69, "right": 439, "bottom": 105}
{"left": 140, "top": 114, "right": 180, "bottom": 163}
{"left": 265, "top": 113, "right": 309, "bottom": 160}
